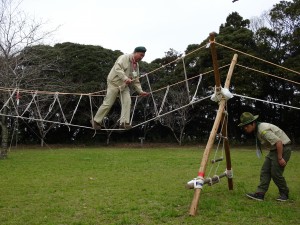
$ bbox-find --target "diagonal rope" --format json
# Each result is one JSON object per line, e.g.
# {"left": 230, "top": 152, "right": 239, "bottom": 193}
{"left": 69, "top": 94, "right": 83, "bottom": 124}
{"left": 21, "top": 91, "right": 38, "bottom": 117}
{"left": 158, "top": 85, "right": 170, "bottom": 115}
{"left": 145, "top": 73, "right": 159, "bottom": 117}
{"left": 190, "top": 74, "right": 203, "bottom": 103}
{"left": 0, "top": 88, "right": 17, "bottom": 113}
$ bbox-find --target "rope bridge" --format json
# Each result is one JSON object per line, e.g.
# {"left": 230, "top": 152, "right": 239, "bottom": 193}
{"left": 1, "top": 40, "right": 299, "bottom": 133}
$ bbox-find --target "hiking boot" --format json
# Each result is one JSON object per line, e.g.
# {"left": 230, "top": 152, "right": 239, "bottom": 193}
{"left": 276, "top": 193, "right": 288, "bottom": 202}
{"left": 246, "top": 192, "right": 264, "bottom": 201}
{"left": 90, "top": 120, "right": 101, "bottom": 130}
{"left": 120, "top": 122, "right": 132, "bottom": 130}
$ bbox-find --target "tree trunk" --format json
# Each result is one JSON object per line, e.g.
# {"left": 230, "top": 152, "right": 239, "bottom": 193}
{"left": 40, "top": 138, "right": 44, "bottom": 147}
{"left": 0, "top": 110, "right": 9, "bottom": 159}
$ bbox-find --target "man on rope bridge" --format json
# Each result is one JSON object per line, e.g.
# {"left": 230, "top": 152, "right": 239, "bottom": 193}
{"left": 238, "top": 112, "right": 292, "bottom": 202}
{"left": 91, "top": 46, "right": 149, "bottom": 130}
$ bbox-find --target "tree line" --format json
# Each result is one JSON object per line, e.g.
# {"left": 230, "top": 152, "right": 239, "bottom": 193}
{"left": 1, "top": 0, "right": 299, "bottom": 158}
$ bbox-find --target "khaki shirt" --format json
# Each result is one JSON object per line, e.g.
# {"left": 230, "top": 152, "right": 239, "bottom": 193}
{"left": 107, "top": 53, "right": 143, "bottom": 93}
{"left": 257, "top": 122, "right": 291, "bottom": 150}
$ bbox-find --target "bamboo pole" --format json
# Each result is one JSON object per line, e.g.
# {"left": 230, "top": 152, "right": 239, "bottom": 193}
{"left": 188, "top": 34, "right": 238, "bottom": 216}
{"left": 189, "top": 100, "right": 226, "bottom": 216}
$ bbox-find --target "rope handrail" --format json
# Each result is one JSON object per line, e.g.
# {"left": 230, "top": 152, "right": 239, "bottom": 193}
{"left": 236, "top": 64, "right": 300, "bottom": 86}
{"left": 214, "top": 41, "right": 300, "bottom": 76}
{"left": 233, "top": 93, "right": 300, "bottom": 110}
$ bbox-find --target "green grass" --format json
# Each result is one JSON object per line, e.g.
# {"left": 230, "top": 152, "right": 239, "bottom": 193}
{"left": 0, "top": 146, "right": 299, "bottom": 225}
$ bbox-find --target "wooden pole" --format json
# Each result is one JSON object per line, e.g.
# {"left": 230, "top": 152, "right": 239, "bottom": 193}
{"left": 221, "top": 109, "right": 233, "bottom": 190}
{"left": 188, "top": 34, "right": 238, "bottom": 216}
{"left": 222, "top": 53, "right": 238, "bottom": 190}
{"left": 209, "top": 33, "right": 221, "bottom": 90}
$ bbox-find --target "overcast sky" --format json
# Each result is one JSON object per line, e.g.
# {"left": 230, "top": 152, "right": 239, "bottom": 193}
{"left": 21, "top": 0, "right": 283, "bottom": 62}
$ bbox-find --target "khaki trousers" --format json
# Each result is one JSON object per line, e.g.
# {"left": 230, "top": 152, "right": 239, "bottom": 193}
{"left": 94, "top": 81, "right": 131, "bottom": 125}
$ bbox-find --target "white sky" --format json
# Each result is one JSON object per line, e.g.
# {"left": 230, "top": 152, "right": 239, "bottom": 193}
{"left": 21, "top": 0, "right": 282, "bottom": 63}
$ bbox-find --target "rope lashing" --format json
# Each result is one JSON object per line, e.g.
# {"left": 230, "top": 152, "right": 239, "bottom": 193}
{"left": 186, "top": 177, "right": 205, "bottom": 189}
{"left": 186, "top": 172, "right": 227, "bottom": 189}
{"left": 211, "top": 86, "right": 233, "bottom": 103}
{"left": 225, "top": 168, "right": 233, "bottom": 179}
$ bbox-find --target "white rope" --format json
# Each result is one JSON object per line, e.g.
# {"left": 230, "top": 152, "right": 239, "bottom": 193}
{"left": 43, "top": 94, "right": 57, "bottom": 120}
{"left": 0, "top": 113, "right": 92, "bottom": 129}
{"left": 89, "top": 94, "right": 94, "bottom": 123}
{"left": 0, "top": 88, "right": 17, "bottom": 113}
{"left": 207, "top": 107, "right": 227, "bottom": 178}
{"left": 190, "top": 74, "right": 203, "bottom": 103}
{"left": 233, "top": 93, "right": 300, "bottom": 110}
{"left": 69, "top": 94, "right": 83, "bottom": 124}
{"left": 182, "top": 57, "right": 191, "bottom": 101}
{"left": 21, "top": 91, "right": 38, "bottom": 117}
{"left": 132, "top": 95, "right": 212, "bottom": 129}
{"left": 33, "top": 94, "right": 44, "bottom": 122}
{"left": 118, "top": 86, "right": 125, "bottom": 125}
{"left": 55, "top": 92, "right": 70, "bottom": 130}
{"left": 130, "top": 96, "right": 138, "bottom": 125}
{"left": 158, "top": 85, "right": 170, "bottom": 115}
{"left": 9, "top": 89, "right": 20, "bottom": 117}
{"left": 145, "top": 73, "right": 159, "bottom": 116}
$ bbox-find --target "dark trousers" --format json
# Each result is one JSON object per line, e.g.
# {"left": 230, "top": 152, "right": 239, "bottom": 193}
{"left": 257, "top": 146, "right": 291, "bottom": 195}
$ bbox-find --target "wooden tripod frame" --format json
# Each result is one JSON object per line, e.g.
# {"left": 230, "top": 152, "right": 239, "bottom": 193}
{"left": 189, "top": 33, "right": 238, "bottom": 216}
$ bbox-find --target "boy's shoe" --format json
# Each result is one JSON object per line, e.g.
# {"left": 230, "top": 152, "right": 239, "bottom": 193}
{"left": 276, "top": 193, "right": 288, "bottom": 202}
{"left": 90, "top": 120, "right": 101, "bottom": 130}
{"left": 120, "top": 123, "right": 132, "bottom": 130}
{"left": 246, "top": 192, "right": 264, "bottom": 201}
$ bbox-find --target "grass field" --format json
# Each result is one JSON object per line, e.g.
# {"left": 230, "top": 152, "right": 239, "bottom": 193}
{"left": 0, "top": 146, "right": 299, "bottom": 225}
